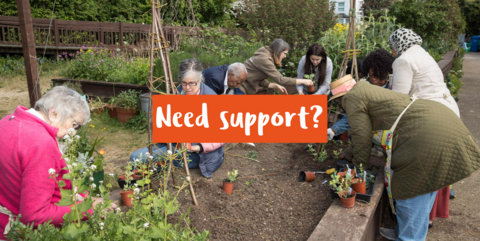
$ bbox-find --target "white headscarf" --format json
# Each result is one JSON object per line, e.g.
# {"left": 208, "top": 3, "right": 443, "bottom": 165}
{"left": 388, "top": 28, "right": 423, "bottom": 56}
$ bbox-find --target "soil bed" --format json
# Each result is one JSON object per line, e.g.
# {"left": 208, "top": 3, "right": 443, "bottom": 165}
{"left": 171, "top": 142, "right": 349, "bottom": 240}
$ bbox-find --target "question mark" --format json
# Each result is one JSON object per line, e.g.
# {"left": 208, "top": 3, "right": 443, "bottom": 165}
{"left": 310, "top": 105, "right": 323, "bottom": 128}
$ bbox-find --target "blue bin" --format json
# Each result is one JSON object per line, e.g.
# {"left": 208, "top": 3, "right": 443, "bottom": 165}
{"left": 471, "top": 36, "right": 480, "bottom": 52}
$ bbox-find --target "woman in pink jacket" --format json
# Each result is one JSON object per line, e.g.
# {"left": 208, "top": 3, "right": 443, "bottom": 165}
{"left": 130, "top": 59, "right": 225, "bottom": 178}
{"left": 0, "top": 86, "right": 113, "bottom": 240}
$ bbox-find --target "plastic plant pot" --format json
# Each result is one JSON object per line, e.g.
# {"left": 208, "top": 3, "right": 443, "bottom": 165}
{"left": 338, "top": 189, "right": 356, "bottom": 208}
{"left": 298, "top": 171, "right": 316, "bottom": 182}
{"left": 223, "top": 179, "right": 234, "bottom": 194}
{"left": 120, "top": 190, "right": 134, "bottom": 207}
{"left": 352, "top": 178, "right": 366, "bottom": 194}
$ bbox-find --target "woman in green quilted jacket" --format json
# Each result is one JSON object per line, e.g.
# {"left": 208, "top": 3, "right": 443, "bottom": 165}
{"left": 329, "top": 77, "right": 480, "bottom": 241}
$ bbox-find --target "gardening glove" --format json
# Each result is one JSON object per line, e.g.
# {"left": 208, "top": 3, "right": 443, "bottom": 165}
{"left": 327, "top": 128, "right": 335, "bottom": 141}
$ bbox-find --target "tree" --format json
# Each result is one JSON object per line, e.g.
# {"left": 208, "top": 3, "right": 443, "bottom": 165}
{"left": 362, "top": 0, "right": 394, "bottom": 20}
{"left": 236, "top": 0, "right": 337, "bottom": 50}
{"left": 389, "top": 0, "right": 465, "bottom": 43}
{"left": 458, "top": 0, "right": 480, "bottom": 37}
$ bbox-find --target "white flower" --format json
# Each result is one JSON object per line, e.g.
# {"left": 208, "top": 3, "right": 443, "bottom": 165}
{"left": 90, "top": 164, "right": 97, "bottom": 170}
{"left": 89, "top": 176, "right": 94, "bottom": 181}
{"left": 148, "top": 155, "right": 153, "bottom": 160}
{"left": 100, "top": 227, "right": 103, "bottom": 230}
{"left": 134, "top": 183, "right": 138, "bottom": 187}
{"left": 115, "top": 207, "right": 121, "bottom": 212}
{"left": 143, "top": 223, "right": 149, "bottom": 228}
{"left": 68, "top": 128, "right": 75, "bottom": 135}
{"left": 134, "top": 159, "right": 140, "bottom": 163}
{"left": 167, "top": 150, "right": 172, "bottom": 156}
{"left": 75, "top": 135, "right": 80, "bottom": 140}
{"left": 116, "top": 48, "right": 121, "bottom": 52}
{"left": 72, "top": 163, "right": 77, "bottom": 167}
{"left": 99, "top": 181, "right": 103, "bottom": 184}
{"left": 67, "top": 165, "right": 72, "bottom": 170}
{"left": 109, "top": 173, "right": 114, "bottom": 177}
{"left": 48, "top": 168, "right": 56, "bottom": 175}
{"left": 145, "top": 151, "right": 150, "bottom": 156}
{"left": 90, "top": 183, "right": 96, "bottom": 189}
{"left": 87, "top": 118, "right": 92, "bottom": 123}
{"left": 133, "top": 188, "right": 140, "bottom": 195}
{"left": 96, "top": 194, "right": 100, "bottom": 197}
{"left": 150, "top": 169, "right": 154, "bottom": 173}
{"left": 63, "top": 134, "right": 71, "bottom": 140}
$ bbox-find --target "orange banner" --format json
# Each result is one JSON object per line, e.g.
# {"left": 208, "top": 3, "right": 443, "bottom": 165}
{"left": 152, "top": 95, "right": 328, "bottom": 143}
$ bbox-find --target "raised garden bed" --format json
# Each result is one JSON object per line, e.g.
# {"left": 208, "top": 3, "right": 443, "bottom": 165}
{"left": 51, "top": 78, "right": 149, "bottom": 99}
{"left": 168, "top": 141, "right": 355, "bottom": 240}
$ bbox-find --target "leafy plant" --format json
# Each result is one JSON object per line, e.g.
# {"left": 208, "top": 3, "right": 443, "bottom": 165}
{"left": 243, "top": 151, "right": 258, "bottom": 160}
{"left": 333, "top": 149, "right": 343, "bottom": 159}
{"left": 117, "top": 89, "right": 141, "bottom": 110}
{"left": 329, "top": 171, "right": 353, "bottom": 198}
{"left": 227, "top": 169, "right": 238, "bottom": 183}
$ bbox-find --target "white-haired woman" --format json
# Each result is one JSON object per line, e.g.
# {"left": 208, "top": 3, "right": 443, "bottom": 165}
{"left": 130, "top": 59, "right": 225, "bottom": 178}
{"left": 0, "top": 86, "right": 113, "bottom": 239}
{"left": 240, "top": 38, "right": 314, "bottom": 94}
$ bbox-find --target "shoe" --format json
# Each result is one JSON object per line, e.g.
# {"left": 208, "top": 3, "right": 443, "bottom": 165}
{"left": 379, "top": 228, "right": 397, "bottom": 241}
{"left": 428, "top": 221, "right": 433, "bottom": 229}
{"left": 450, "top": 188, "right": 456, "bottom": 199}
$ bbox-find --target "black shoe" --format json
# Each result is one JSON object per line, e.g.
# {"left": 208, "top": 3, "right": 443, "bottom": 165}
{"left": 428, "top": 221, "right": 433, "bottom": 229}
{"left": 450, "top": 188, "right": 456, "bottom": 199}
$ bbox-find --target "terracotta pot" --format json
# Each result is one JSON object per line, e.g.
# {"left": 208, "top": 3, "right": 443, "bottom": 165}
{"left": 298, "top": 171, "right": 316, "bottom": 182}
{"left": 339, "top": 132, "right": 348, "bottom": 142}
{"left": 307, "top": 85, "right": 315, "bottom": 93}
{"left": 119, "top": 175, "right": 127, "bottom": 181}
{"left": 116, "top": 107, "right": 138, "bottom": 123}
{"left": 352, "top": 178, "right": 366, "bottom": 194}
{"left": 338, "top": 189, "right": 356, "bottom": 208}
{"left": 132, "top": 170, "right": 145, "bottom": 180}
{"left": 223, "top": 180, "right": 234, "bottom": 194}
{"left": 106, "top": 104, "right": 117, "bottom": 118}
{"left": 120, "top": 190, "right": 134, "bottom": 207}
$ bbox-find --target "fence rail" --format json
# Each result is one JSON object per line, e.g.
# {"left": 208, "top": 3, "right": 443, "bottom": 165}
{"left": 0, "top": 16, "right": 235, "bottom": 54}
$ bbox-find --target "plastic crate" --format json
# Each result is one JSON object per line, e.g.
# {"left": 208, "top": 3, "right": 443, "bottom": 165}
{"left": 330, "top": 171, "right": 378, "bottom": 203}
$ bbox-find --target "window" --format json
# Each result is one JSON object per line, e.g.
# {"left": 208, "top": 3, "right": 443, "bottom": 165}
{"left": 338, "top": 2, "right": 345, "bottom": 12}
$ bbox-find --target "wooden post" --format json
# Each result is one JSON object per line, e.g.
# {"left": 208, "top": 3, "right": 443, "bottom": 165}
{"left": 187, "top": 0, "right": 197, "bottom": 27}
{"left": 54, "top": 18, "right": 59, "bottom": 60}
{"left": 119, "top": 21, "right": 123, "bottom": 46}
{"left": 16, "top": 0, "right": 41, "bottom": 107}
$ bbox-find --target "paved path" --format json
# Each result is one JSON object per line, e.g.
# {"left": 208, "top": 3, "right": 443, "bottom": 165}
{"left": 426, "top": 52, "right": 480, "bottom": 240}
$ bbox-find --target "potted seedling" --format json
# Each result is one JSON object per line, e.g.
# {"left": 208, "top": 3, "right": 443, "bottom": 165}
{"left": 304, "top": 73, "right": 316, "bottom": 94}
{"left": 116, "top": 89, "right": 141, "bottom": 123}
{"left": 120, "top": 164, "right": 135, "bottom": 207}
{"left": 330, "top": 172, "right": 356, "bottom": 208}
{"left": 223, "top": 169, "right": 238, "bottom": 194}
{"left": 107, "top": 97, "right": 118, "bottom": 118}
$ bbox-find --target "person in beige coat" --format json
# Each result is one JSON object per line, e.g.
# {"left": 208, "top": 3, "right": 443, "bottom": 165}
{"left": 240, "top": 38, "right": 313, "bottom": 94}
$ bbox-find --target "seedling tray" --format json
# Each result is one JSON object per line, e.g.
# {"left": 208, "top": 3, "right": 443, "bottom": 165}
{"left": 329, "top": 171, "right": 378, "bottom": 203}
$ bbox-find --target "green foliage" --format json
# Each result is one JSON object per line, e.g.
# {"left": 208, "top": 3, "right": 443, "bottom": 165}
{"left": 333, "top": 149, "right": 343, "bottom": 159}
{"left": 61, "top": 47, "right": 153, "bottom": 86}
{"left": 227, "top": 169, "right": 239, "bottom": 182}
{"left": 459, "top": 0, "right": 480, "bottom": 37}
{"left": 243, "top": 151, "right": 258, "bottom": 160}
{"left": 307, "top": 144, "right": 328, "bottom": 162}
{"left": 126, "top": 111, "right": 148, "bottom": 133}
{"left": 7, "top": 134, "right": 209, "bottom": 241}
{"left": 154, "top": 28, "right": 262, "bottom": 83}
{"left": 116, "top": 89, "right": 141, "bottom": 110}
{"left": 362, "top": 0, "right": 395, "bottom": 20}
{"left": 389, "top": 0, "right": 465, "bottom": 44}
{"left": 318, "top": 13, "right": 402, "bottom": 79}
{"left": 0, "top": 55, "right": 64, "bottom": 76}
{"left": 445, "top": 49, "right": 465, "bottom": 101}
{"left": 0, "top": 0, "right": 236, "bottom": 27}
{"left": 237, "top": 0, "right": 337, "bottom": 50}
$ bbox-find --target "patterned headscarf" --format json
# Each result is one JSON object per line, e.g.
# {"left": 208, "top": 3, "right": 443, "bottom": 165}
{"left": 388, "top": 28, "right": 423, "bottom": 56}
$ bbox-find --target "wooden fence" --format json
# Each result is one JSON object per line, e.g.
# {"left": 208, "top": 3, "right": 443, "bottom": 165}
{"left": 0, "top": 16, "right": 236, "bottom": 54}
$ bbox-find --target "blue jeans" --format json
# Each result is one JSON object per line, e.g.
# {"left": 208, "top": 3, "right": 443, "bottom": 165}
{"left": 331, "top": 115, "right": 351, "bottom": 136}
{"left": 394, "top": 191, "right": 437, "bottom": 241}
{"left": 129, "top": 143, "right": 200, "bottom": 170}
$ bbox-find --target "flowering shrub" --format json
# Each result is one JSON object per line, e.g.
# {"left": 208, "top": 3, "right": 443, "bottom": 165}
{"left": 60, "top": 46, "right": 151, "bottom": 85}
{"left": 7, "top": 131, "right": 209, "bottom": 240}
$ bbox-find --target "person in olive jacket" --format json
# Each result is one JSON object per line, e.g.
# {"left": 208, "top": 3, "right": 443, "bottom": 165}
{"left": 329, "top": 78, "right": 480, "bottom": 241}
{"left": 240, "top": 38, "right": 313, "bottom": 94}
